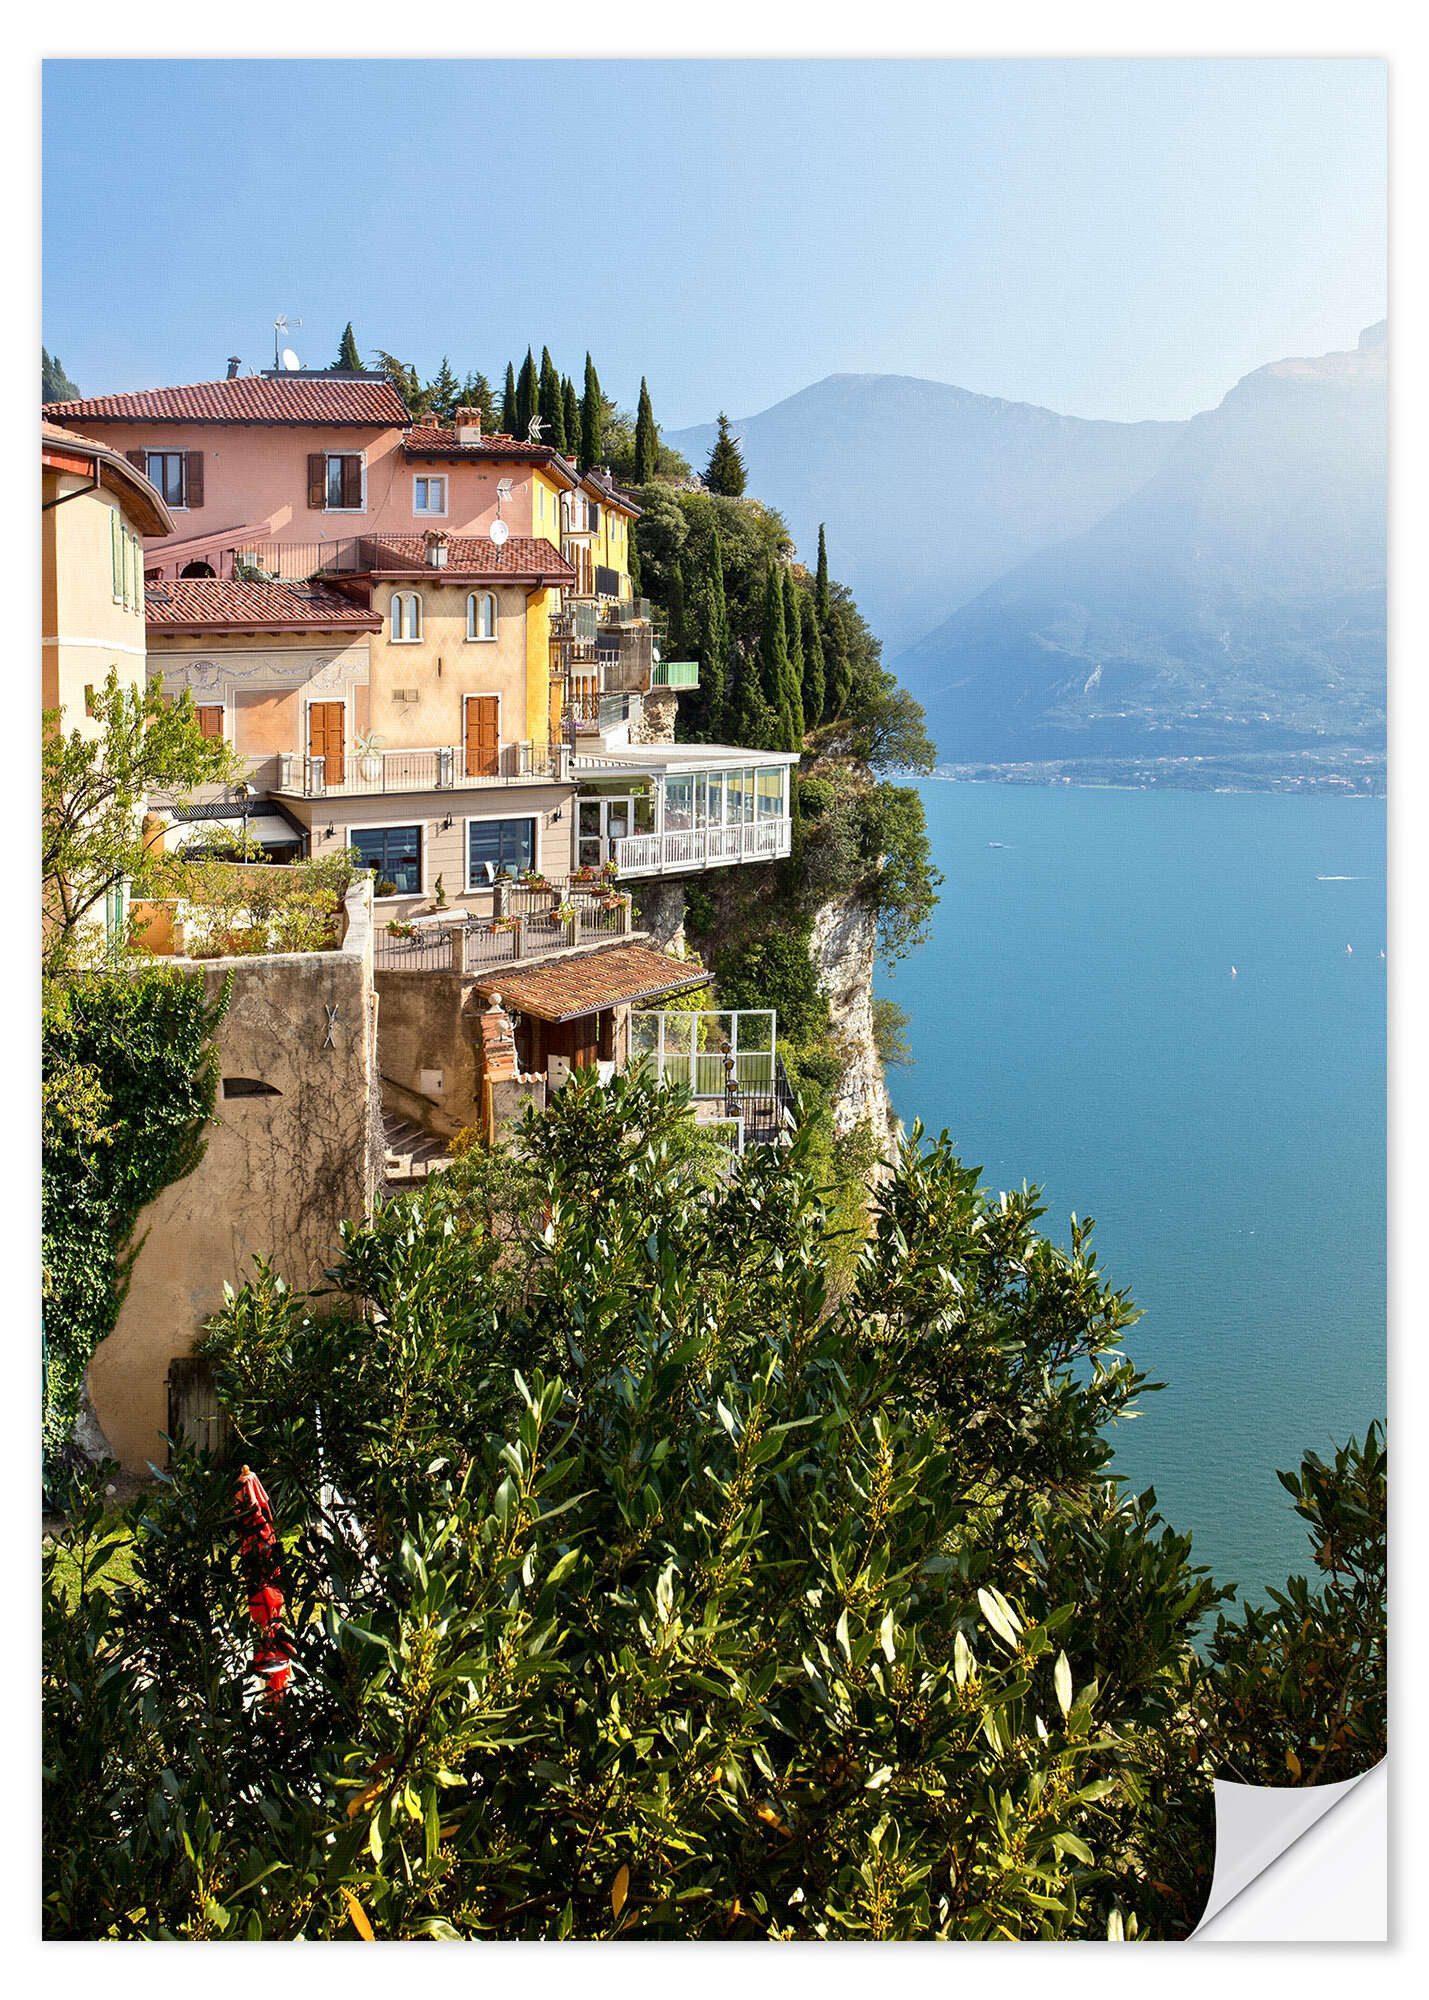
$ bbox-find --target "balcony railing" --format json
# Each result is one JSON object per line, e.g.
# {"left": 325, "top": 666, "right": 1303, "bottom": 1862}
{"left": 600, "top": 596, "right": 650, "bottom": 626}
{"left": 374, "top": 890, "right": 632, "bottom": 973}
{"left": 274, "top": 741, "right": 568, "bottom": 798}
{"left": 610, "top": 817, "right": 792, "bottom": 878}
{"left": 650, "top": 660, "right": 700, "bottom": 689}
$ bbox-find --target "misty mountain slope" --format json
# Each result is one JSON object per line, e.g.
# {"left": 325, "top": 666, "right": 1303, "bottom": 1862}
{"left": 668, "top": 375, "right": 1181, "bottom": 656}
{"left": 898, "top": 325, "right": 1387, "bottom": 764}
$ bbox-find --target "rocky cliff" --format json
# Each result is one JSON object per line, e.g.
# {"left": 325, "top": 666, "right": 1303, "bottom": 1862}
{"left": 808, "top": 893, "right": 899, "bottom": 1156}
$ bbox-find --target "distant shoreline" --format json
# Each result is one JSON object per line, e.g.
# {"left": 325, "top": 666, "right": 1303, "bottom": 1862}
{"left": 915, "top": 755, "right": 1385, "bottom": 798}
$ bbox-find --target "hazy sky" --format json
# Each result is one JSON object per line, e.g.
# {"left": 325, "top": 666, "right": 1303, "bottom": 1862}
{"left": 42, "top": 58, "right": 1385, "bottom": 428}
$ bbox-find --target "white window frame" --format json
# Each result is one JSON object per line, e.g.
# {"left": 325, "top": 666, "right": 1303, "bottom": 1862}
{"left": 324, "top": 450, "right": 367, "bottom": 514}
{"left": 464, "top": 811, "right": 539, "bottom": 891}
{"left": 194, "top": 698, "right": 229, "bottom": 746}
{"left": 390, "top": 590, "right": 423, "bottom": 643}
{"left": 111, "top": 509, "right": 124, "bottom": 603}
{"left": 465, "top": 590, "right": 498, "bottom": 642}
{"left": 412, "top": 473, "right": 448, "bottom": 517}
{"left": 345, "top": 821, "right": 426, "bottom": 901}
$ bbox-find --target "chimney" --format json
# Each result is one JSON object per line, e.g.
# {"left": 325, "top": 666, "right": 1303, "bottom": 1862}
{"left": 226, "top": 356, "right": 241, "bottom": 379}
{"left": 454, "top": 404, "right": 482, "bottom": 445}
{"left": 424, "top": 529, "right": 450, "bottom": 569}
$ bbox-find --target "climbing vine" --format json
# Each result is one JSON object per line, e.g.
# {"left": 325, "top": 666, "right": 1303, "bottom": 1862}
{"left": 42, "top": 965, "right": 230, "bottom": 1470}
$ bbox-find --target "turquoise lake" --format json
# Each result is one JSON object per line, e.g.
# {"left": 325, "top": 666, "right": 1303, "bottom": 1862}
{"left": 876, "top": 782, "right": 1386, "bottom": 1602}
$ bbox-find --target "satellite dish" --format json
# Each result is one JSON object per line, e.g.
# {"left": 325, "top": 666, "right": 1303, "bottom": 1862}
{"left": 280, "top": 348, "right": 301, "bottom": 372}
{"left": 489, "top": 518, "right": 510, "bottom": 547}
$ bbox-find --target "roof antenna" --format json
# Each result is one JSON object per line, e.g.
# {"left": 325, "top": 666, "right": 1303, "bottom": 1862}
{"left": 273, "top": 314, "right": 304, "bottom": 370}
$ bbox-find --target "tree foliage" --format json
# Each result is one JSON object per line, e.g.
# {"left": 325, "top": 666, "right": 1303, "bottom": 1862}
{"left": 332, "top": 323, "right": 363, "bottom": 372}
{"left": 634, "top": 377, "right": 658, "bottom": 485}
{"left": 44, "top": 347, "right": 81, "bottom": 402}
{"left": 705, "top": 411, "right": 748, "bottom": 497}
{"left": 44, "top": 1075, "right": 1238, "bottom": 1939}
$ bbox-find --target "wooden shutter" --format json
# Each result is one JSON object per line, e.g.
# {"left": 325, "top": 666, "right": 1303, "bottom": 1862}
{"left": 196, "top": 705, "right": 224, "bottom": 740}
{"left": 308, "top": 453, "right": 326, "bottom": 510}
{"left": 184, "top": 451, "right": 204, "bottom": 508}
{"left": 126, "top": 449, "right": 146, "bottom": 471}
{"left": 341, "top": 454, "right": 363, "bottom": 509}
{"left": 465, "top": 696, "right": 500, "bottom": 778}
{"left": 307, "top": 702, "right": 346, "bottom": 781}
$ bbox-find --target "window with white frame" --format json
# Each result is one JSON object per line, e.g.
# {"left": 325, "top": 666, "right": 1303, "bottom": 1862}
{"left": 413, "top": 475, "right": 447, "bottom": 516}
{"left": 323, "top": 452, "right": 365, "bottom": 511}
{"left": 466, "top": 591, "right": 497, "bottom": 641}
{"left": 467, "top": 816, "right": 536, "bottom": 887}
{"left": 390, "top": 591, "right": 422, "bottom": 642}
{"left": 350, "top": 825, "right": 422, "bottom": 897}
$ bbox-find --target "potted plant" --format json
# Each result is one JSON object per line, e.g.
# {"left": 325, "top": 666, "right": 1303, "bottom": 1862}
{"left": 354, "top": 730, "right": 383, "bottom": 784}
{"left": 554, "top": 901, "right": 577, "bottom": 927}
{"left": 376, "top": 877, "right": 399, "bottom": 900}
{"left": 386, "top": 918, "right": 418, "bottom": 940}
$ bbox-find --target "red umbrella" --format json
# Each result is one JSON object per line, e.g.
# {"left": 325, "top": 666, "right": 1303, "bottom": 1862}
{"left": 234, "top": 1465, "right": 292, "bottom": 1700}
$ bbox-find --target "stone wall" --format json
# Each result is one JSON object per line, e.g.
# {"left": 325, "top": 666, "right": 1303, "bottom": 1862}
{"left": 631, "top": 687, "right": 679, "bottom": 746}
{"left": 88, "top": 882, "right": 381, "bottom": 1473}
{"left": 631, "top": 880, "right": 688, "bottom": 954}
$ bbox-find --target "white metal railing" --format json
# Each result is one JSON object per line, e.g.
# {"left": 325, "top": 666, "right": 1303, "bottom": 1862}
{"left": 274, "top": 742, "right": 569, "bottom": 798}
{"left": 610, "top": 817, "right": 792, "bottom": 878}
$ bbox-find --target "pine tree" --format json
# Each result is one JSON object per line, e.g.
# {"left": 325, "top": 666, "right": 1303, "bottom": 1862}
{"left": 515, "top": 349, "right": 538, "bottom": 438}
{"left": 782, "top": 570, "right": 806, "bottom": 747}
{"left": 757, "top": 565, "right": 795, "bottom": 750}
{"left": 562, "top": 376, "right": 580, "bottom": 458}
{"left": 538, "top": 347, "right": 565, "bottom": 450}
{"left": 580, "top": 353, "right": 603, "bottom": 472}
{"left": 500, "top": 362, "right": 518, "bottom": 434}
{"left": 458, "top": 371, "right": 497, "bottom": 432}
{"left": 799, "top": 591, "right": 826, "bottom": 730}
{"left": 426, "top": 356, "right": 461, "bottom": 424}
{"left": 333, "top": 322, "right": 363, "bottom": 372}
{"left": 634, "top": 378, "right": 658, "bottom": 485}
{"left": 705, "top": 412, "right": 747, "bottom": 498}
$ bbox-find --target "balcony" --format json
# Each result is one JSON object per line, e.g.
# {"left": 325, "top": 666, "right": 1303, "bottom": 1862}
{"left": 273, "top": 741, "right": 569, "bottom": 799}
{"left": 374, "top": 886, "right": 633, "bottom": 974}
{"left": 650, "top": 660, "right": 700, "bottom": 690}
{"left": 629, "top": 1007, "right": 796, "bottom": 1151}
{"left": 611, "top": 817, "right": 792, "bottom": 878}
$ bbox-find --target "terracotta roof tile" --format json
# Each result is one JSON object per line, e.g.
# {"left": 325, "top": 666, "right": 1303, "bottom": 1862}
{"left": 404, "top": 425, "right": 572, "bottom": 466}
{"left": 475, "top": 945, "right": 709, "bottom": 1022}
{"left": 45, "top": 373, "right": 409, "bottom": 428}
{"left": 144, "top": 579, "right": 382, "bottom": 631}
{"left": 362, "top": 535, "right": 575, "bottom": 582}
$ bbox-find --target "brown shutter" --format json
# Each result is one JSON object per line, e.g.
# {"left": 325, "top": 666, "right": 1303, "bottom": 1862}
{"left": 342, "top": 454, "right": 363, "bottom": 509}
{"left": 196, "top": 705, "right": 224, "bottom": 740}
{"left": 126, "top": 449, "right": 146, "bottom": 471}
{"left": 308, "top": 453, "right": 326, "bottom": 510}
{"left": 184, "top": 451, "right": 204, "bottom": 508}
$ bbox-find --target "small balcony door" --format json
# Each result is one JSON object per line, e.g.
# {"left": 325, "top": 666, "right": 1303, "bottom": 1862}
{"left": 464, "top": 695, "right": 500, "bottom": 778}
{"left": 578, "top": 795, "right": 633, "bottom": 868}
{"left": 308, "top": 702, "right": 345, "bottom": 788}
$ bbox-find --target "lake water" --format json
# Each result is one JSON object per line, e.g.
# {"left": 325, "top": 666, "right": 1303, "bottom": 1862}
{"left": 876, "top": 782, "right": 1386, "bottom": 1602}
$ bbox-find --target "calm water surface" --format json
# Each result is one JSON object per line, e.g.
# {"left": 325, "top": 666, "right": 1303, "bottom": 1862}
{"left": 876, "top": 782, "right": 1386, "bottom": 1601}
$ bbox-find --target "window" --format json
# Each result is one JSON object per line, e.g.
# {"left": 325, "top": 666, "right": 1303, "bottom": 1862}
{"left": 146, "top": 452, "right": 186, "bottom": 508}
{"left": 111, "top": 510, "right": 124, "bottom": 602}
{"left": 466, "top": 591, "right": 497, "bottom": 641}
{"left": 413, "top": 475, "right": 447, "bottom": 516}
{"left": 757, "top": 767, "right": 786, "bottom": 820}
{"left": 195, "top": 705, "right": 225, "bottom": 741}
{"left": 390, "top": 591, "right": 422, "bottom": 642}
{"left": 467, "top": 816, "right": 535, "bottom": 886}
{"left": 351, "top": 825, "right": 422, "bottom": 896}
{"left": 310, "top": 451, "right": 365, "bottom": 511}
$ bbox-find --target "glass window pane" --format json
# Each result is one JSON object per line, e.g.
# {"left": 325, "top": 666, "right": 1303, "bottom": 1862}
{"left": 352, "top": 825, "right": 421, "bottom": 896}
{"left": 467, "top": 816, "right": 535, "bottom": 884}
{"left": 664, "top": 775, "right": 694, "bottom": 831}
{"left": 757, "top": 767, "right": 785, "bottom": 818}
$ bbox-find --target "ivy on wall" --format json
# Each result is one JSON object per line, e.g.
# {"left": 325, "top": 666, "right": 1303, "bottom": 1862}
{"left": 42, "top": 966, "right": 230, "bottom": 1470}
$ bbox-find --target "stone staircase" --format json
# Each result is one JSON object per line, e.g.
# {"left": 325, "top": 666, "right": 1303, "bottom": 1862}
{"left": 382, "top": 1110, "right": 454, "bottom": 1186}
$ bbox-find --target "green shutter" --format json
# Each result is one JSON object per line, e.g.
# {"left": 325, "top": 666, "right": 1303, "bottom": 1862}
{"left": 111, "top": 509, "right": 123, "bottom": 602}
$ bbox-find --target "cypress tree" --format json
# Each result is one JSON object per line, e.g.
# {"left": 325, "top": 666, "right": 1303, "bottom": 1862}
{"left": 757, "top": 565, "right": 795, "bottom": 750}
{"left": 515, "top": 349, "right": 538, "bottom": 437}
{"left": 666, "top": 559, "right": 688, "bottom": 660}
{"left": 782, "top": 571, "right": 807, "bottom": 747}
{"left": 627, "top": 520, "right": 642, "bottom": 594}
{"left": 538, "top": 348, "right": 565, "bottom": 450}
{"left": 634, "top": 378, "right": 658, "bottom": 485}
{"left": 815, "top": 522, "right": 830, "bottom": 623}
{"left": 729, "top": 643, "right": 775, "bottom": 749}
{"left": 500, "top": 362, "right": 518, "bottom": 433}
{"left": 562, "top": 376, "right": 581, "bottom": 457}
{"left": 800, "top": 592, "right": 826, "bottom": 729}
{"left": 580, "top": 353, "right": 603, "bottom": 472}
{"left": 705, "top": 412, "right": 747, "bottom": 497}
{"left": 333, "top": 322, "right": 363, "bottom": 371}
{"left": 698, "top": 528, "right": 731, "bottom": 742}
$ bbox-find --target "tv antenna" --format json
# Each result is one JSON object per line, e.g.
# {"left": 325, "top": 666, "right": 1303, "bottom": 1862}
{"left": 526, "top": 414, "right": 545, "bottom": 444}
{"left": 273, "top": 315, "right": 304, "bottom": 369}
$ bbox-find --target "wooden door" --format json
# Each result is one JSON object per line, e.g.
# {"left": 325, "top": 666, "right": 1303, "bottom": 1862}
{"left": 465, "top": 695, "right": 500, "bottom": 778}
{"left": 308, "top": 702, "right": 345, "bottom": 786}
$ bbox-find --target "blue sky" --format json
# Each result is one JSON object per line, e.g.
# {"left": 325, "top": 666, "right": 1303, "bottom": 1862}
{"left": 42, "top": 58, "right": 1385, "bottom": 428}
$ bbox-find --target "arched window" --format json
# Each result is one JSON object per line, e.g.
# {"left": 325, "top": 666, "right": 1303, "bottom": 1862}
{"left": 391, "top": 591, "right": 422, "bottom": 642}
{"left": 466, "top": 591, "right": 497, "bottom": 641}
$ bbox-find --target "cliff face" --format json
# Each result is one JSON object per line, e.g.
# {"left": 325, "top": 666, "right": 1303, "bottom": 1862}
{"left": 808, "top": 893, "right": 898, "bottom": 1156}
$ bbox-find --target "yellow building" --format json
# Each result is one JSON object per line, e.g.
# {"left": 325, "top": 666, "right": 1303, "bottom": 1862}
{"left": 42, "top": 421, "right": 172, "bottom": 734}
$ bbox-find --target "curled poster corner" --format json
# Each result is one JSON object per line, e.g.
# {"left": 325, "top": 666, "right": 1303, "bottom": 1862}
{"left": 1193, "top": 1763, "right": 1386, "bottom": 1940}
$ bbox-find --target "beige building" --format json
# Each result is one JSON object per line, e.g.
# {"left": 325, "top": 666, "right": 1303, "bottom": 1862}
{"left": 88, "top": 880, "right": 382, "bottom": 1472}
{"left": 42, "top": 421, "right": 172, "bottom": 734}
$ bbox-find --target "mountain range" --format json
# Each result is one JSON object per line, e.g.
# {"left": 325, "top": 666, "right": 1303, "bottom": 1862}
{"left": 668, "top": 324, "right": 1386, "bottom": 775}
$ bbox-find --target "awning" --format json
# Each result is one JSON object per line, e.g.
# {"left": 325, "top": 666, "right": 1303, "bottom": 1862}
{"left": 165, "top": 813, "right": 302, "bottom": 850}
{"left": 475, "top": 944, "right": 709, "bottom": 1023}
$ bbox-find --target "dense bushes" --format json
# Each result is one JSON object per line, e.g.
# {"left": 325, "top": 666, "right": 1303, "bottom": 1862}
{"left": 46, "top": 1075, "right": 1231, "bottom": 1939}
